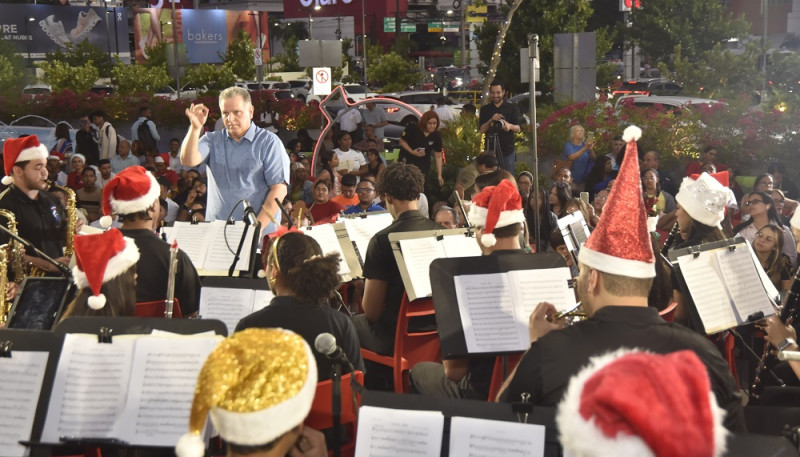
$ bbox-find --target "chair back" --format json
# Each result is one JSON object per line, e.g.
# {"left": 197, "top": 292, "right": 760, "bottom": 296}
{"left": 658, "top": 301, "right": 678, "bottom": 323}
{"left": 305, "top": 370, "right": 364, "bottom": 457}
{"left": 487, "top": 353, "right": 524, "bottom": 401}
{"left": 134, "top": 298, "right": 183, "bottom": 318}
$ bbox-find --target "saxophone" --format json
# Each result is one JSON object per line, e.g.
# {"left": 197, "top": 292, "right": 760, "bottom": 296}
{"left": 0, "top": 209, "right": 26, "bottom": 283}
{"left": 0, "top": 246, "right": 9, "bottom": 326}
{"left": 26, "top": 182, "right": 77, "bottom": 277}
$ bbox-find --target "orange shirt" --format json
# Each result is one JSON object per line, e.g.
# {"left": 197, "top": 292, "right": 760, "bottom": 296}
{"left": 331, "top": 194, "right": 359, "bottom": 208}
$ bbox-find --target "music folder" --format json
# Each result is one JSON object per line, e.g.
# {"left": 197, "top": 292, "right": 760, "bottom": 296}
{"left": 163, "top": 220, "right": 258, "bottom": 276}
{"left": 430, "top": 252, "right": 574, "bottom": 357}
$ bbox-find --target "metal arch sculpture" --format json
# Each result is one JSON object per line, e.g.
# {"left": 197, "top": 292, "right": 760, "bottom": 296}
{"left": 310, "top": 85, "right": 422, "bottom": 178}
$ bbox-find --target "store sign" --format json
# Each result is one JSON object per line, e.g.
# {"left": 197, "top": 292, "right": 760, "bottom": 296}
{"left": 300, "top": 0, "right": 352, "bottom": 6}
{"left": 466, "top": 5, "right": 487, "bottom": 23}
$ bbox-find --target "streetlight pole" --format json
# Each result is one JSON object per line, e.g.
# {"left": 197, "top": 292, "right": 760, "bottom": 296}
{"left": 250, "top": 12, "right": 263, "bottom": 83}
{"left": 362, "top": 0, "right": 367, "bottom": 88}
{"left": 170, "top": 0, "right": 180, "bottom": 98}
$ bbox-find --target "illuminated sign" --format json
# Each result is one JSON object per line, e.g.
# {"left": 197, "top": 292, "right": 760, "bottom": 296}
{"left": 300, "top": 0, "right": 353, "bottom": 7}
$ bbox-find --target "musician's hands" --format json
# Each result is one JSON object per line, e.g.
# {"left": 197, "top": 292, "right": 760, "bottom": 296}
{"left": 289, "top": 427, "right": 327, "bottom": 457}
{"left": 529, "top": 302, "right": 565, "bottom": 343}
{"left": 760, "top": 315, "right": 798, "bottom": 349}
{"left": 185, "top": 103, "right": 209, "bottom": 130}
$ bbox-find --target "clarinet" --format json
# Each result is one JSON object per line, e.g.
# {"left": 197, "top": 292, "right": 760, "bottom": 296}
{"left": 751, "top": 263, "right": 800, "bottom": 397}
{"left": 164, "top": 240, "right": 179, "bottom": 318}
{"left": 661, "top": 222, "right": 681, "bottom": 256}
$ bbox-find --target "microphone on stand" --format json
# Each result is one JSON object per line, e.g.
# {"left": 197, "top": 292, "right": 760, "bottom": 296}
{"left": 242, "top": 200, "right": 258, "bottom": 226}
{"left": 314, "top": 332, "right": 356, "bottom": 373}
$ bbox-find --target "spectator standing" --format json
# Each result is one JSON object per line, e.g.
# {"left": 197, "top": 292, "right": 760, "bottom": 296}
{"left": 130, "top": 106, "right": 160, "bottom": 153}
{"left": 562, "top": 125, "right": 595, "bottom": 190}
{"left": 360, "top": 101, "right": 388, "bottom": 140}
{"left": 91, "top": 110, "right": 117, "bottom": 162}
{"left": 478, "top": 80, "right": 522, "bottom": 173}
{"left": 74, "top": 115, "right": 99, "bottom": 166}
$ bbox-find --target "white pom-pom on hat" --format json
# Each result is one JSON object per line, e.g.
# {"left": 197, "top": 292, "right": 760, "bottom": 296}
{"left": 175, "top": 432, "right": 205, "bottom": 457}
{"left": 480, "top": 233, "right": 497, "bottom": 247}
{"left": 99, "top": 215, "right": 113, "bottom": 228}
{"left": 622, "top": 125, "right": 642, "bottom": 143}
{"left": 87, "top": 294, "right": 107, "bottom": 310}
{"left": 1, "top": 176, "right": 12, "bottom": 186}
{"left": 257, "top": 269, "right": 267, "bottom": 278}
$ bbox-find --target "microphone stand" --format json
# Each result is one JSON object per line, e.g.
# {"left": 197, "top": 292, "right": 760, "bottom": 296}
{"left": 0, "top": 225, "right": 71, "bottom": 277}
{"left": 331, "top": 363, "right": 342, "bottom": 457}
{"left": 228, "top": 206, "right": 260, "bottom": 277}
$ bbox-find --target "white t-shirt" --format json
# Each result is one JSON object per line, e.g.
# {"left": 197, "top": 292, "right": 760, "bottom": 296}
{"left": 337, "top": 108, "right": 362, "bottom": 133}
{"left": 334, "top": 148, "right": 366, "bottom": 175}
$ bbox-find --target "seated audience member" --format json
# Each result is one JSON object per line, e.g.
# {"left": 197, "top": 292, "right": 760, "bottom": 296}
{"left": 157, "top": 176, "right": 179, "bottom": 223}
{"left": 343, "top": 179, "right": 383, "bottom": 215}
{"left": 67, "top": 154, "right": 86, "bottom": 190}
{"left": 97, "top": 159, "right": 115, "bottom": 188}
{"left": 60, "top": 228, "right": 139, "bottom": 320}
{"left": 173, "top": 168, "right": 201, "bottom": 208}
{"left": 584, "top": 155, "right": 615, "bottom": 197}
{"left": 176, "top": 328, "right": 326, "bottom": 457}
{"left": 550, "top": 228, "right": 579, "bottom": 278}
{"left": 47, "top": 155, "right": 67, "bottom": 186}
{"left": 236, "top": 232, "right": 364, "bottom": 379}
{"left": 353, "top": 162, "right": 442, "bottom": 360}
{"left": 565, "top": 197, "right": 595, "bottom": 229}
{"left": 289, "top": 164, "right": 314, "bottom": 206}
{"left": 642, "top": 168, "right": 677, "bottom": 231}
{"left": 549, "top": 181, "right": 572, "bottom": 218}
{"left": 354, "top": 125, "right": 385, "bottom": 153}
{"left": 553, "top": 166, "right": 573, "bottom": 186}
{"left": 177, "top": 177, "right": 207, "bottom": 221}
{"left": 316, "top": 149, "right": 341, "bottom": 197}
{"left": 771, "top": 189, "right": 792, "bottom": 226}
{"left": 411, "top": 180, "right": 525, "bottom": 400}
{"left": 455, "top": 154, "right": 499, "bottom": 200}
{"left": 76, "top": 167, "right": 102, "bottom": 222}
{"left": 590, "top": 188, "right": 608, "bottom": 225}
{"left": 526, "top": 187, "right": 558, "bottom": 253}
{"left": 434, "top": 205, "right": 460, "bottom": 229}
{"left": 517, "top": 171, "right": 533, "bottom": 202}
{"left": 364, "top": 149, "right": 385, "bottom": 181}
{"left": 752, "top": 224, "right": 792, "bottom": 294}
{"left": 640, "top": 149, "right": 679, "bottom": 197}
{"left": 102, "top": 166, "right": 201, "bottom": 316}
{"left": 498, "top": 127, "right": 745, "bottom": 433}
{"left": 153, "top": 156, "right": 179, "bottom": 188}
{"left": 331, "top": 173, "right": 359, "bottom": 208}
{"left": 686, "top": 145, "right": 727, "bottom": 176}
{"left": 309, "top": 180, "right": 343, "bottom": 224}
{"left": 734, "top": 192, "right": 796, "bottom": 265}
{"left": 557, "top": 350, "right": 728, "bottom": 457}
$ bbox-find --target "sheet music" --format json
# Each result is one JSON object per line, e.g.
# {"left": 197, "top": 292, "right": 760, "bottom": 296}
{"left": 41, "top": 334, "right": 137, "bottom": 442}
{"left": 355, "top": 406, "right": 443, "bottom": 457}
{"left": 199, "top": 287, "right": 256, "bottom": 335}
{"left": 304, "top": 224, "right": 351, "bottom": 275}
{"left": 454, "top": 273, "right": 526, "bottom": 353}
{"left": 677, "top": 253, "right": 738, "bottom": 334}
{"left": 399, "top": 237, "right": 447, "bottom": 299}
{"left": 449, "top": 416, "right": 546, "bottom": 457}
{"left": 509, "top": 268, "right": 577, "bottom": 315}
{"left": 203, "top": 221, "right": 255, "bottom": 271}
{"left": 343, "top": 213, "right": 394, "bottom": 263}
{"left": 440, "top": 235, "right": 483, "bottom": 258}
{"left": 117, "top": 336, "right": 221, "bottom": 446}
{"left": 253, "top": 289, "right": 274, "bottom": 312}
{"left": 715, "top": 247, "right": 775, "bottom": 322}
{"left": 166, "top": 223, "right": 212, "bottom": 267}
{"left": 746, "top": 240, "right": 781, "bottom": 302}
{"left": 0, "top": 351, "right": 48, "bottom": 457}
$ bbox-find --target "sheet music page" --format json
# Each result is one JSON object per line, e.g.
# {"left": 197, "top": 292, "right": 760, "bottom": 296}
{"left": 449, "top": 416, "right": 546, "bottom": 457}
{"left": 355, "top": 406, "right": 443, "bottom": 457}
{"left": 398, "top": 237, "right": 447, "bottom": 299}
{"left": 677, "top": 253, "right": 738, "bottom": 334}
{"left": 203, "top": 221, "right": 255, "bottom": 271}
{"left": 454, "top": 273, "right": 527, "bottom": 353}
{"left": 343, "top": 213, "right": 394, "bottom": 263}
{"left": 440, "top": 235, "right": 483, "bottom": 258}
{"left": 509, "top": 268, "right": 577, "bottom": 316}
{"left": 41, "top": 334, "right": 137, "bottom": 442}
{"left": 116, "top": 335, "right": 222, "bottom": 446}
{"left": 199, "top": 287, "right": 255, "bottom": 335}
{"left": 304, "top": 224, "right": 351, "bottom": 275}
{"left": 715, "top": 247, "right": 776, "bottom": 323}
{"left": 252, "top": 289, "right": 275, "bottom": 312}
{"left": 167, "top": 222, "right": 214, "bottom": 269}
{"left": 0, "top": 351, "right": 48, "bottom": 457}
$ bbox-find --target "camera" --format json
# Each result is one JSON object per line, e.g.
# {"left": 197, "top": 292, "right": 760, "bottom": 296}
{"left": 490, "top": 119, "right": 506, "bottom": 130}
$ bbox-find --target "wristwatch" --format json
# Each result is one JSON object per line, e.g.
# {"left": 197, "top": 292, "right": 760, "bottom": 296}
{"left": 777, "top": 338, "right": 797, "bottom": 351}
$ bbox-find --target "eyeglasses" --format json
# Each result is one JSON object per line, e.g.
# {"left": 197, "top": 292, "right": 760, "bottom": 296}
{"left": 756, "top": 232, "right": 775, "bottom": 242}
{"left": 356, "top": 187, "right": 374, "bottom": 193}
{"left": 745, "top": 199, "right": 764, "bottom": 206}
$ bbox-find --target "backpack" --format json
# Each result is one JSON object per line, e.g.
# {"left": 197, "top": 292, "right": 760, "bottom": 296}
{"left": 137, "top": 119, "right": 158, "bottom": 152}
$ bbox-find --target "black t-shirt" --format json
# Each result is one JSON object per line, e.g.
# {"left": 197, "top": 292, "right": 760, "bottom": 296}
{"left": 236, "top": 296, "right": 365, "bottom": 380}
{"left": 479, "top": 100, "right": 521, "bottom": 157}
{"left": 0, "top": 185, "right": 67, "bottom": 260}
{"left": 399, "top": 125, "right": 443, "bottom": 177}
{"left": 75, "top": 129, "right": 99, "bottom": 165}
{"left": 120, "top": 228, "right": 201, "bottom": 315}
{"left": 498, "top": 306, "right": 746, "bottom": 432}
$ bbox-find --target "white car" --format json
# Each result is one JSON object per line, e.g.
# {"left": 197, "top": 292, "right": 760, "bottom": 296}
{"left": 614, "top": 95, "right": 722, "bottom": 112}
{"left": 374, "top": 91, "right": 463, "bottom": 126}
{"left": 288, "top": 79, "right": 311, "bottom": 101}
{"left": 153, "top": 84, "right": 207, "bottom": 101}
{"left": 0, "top": 115, "right": 76, "bottom": 153}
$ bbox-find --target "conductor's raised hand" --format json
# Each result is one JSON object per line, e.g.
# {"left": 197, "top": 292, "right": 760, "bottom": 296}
{"left": 185, "top": 103, "right": 209, "bottom": 129}
{"left": 529, "top": 302, "right": 564, "bottom": 343}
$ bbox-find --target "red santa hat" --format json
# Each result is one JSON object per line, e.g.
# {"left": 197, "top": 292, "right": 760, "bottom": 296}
{"left": 557, "top": 349, "right": 728, "bottom": 457}
{"left": 2, "top": 135, "right": 49, "bottom": 186}
{"left": 578, "top": 125, "right": 655, "bottom": 278}
{"left": 467, "top": 179, "right": 525, "bottom": 247}
{"left": 72, "top": 228, "right": 140, "bottom": 310}
{"left": 100, "top": 166, "right": 160, "bottom": 228}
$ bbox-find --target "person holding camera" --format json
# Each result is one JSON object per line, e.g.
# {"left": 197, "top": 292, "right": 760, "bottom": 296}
{"left": 478, "top": 80, "right": 522, "bottom": 173}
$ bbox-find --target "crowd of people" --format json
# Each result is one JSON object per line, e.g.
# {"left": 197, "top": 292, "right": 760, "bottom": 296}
{"left": 2, "top": 82, "right": 799, "bottom": 457}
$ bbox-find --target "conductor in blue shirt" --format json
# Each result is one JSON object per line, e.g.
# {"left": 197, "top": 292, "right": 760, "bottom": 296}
{"left": 179, "top": 87, "right": 290, "bottom": 235}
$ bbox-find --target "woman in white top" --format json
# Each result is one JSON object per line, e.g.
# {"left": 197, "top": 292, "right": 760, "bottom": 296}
{"left": 734, "top": 191, "right": 796, "bottom": 266}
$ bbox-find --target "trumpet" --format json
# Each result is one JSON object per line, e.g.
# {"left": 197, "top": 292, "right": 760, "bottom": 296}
{"left": 551, "top": 302, "right": 588, "bottom": 323}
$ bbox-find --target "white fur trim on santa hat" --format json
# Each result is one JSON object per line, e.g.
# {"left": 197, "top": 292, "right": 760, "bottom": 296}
{"left": 578, "top": 245, "right": 656, "bottom": 279}
{"left": 175, "top": 432, "right": 206, "bottom": 457}
{"left": 17, "top": 143, "right": 49, "bottom": 163}
{"left": 621, "top": 125, "right": 642, "bottom": 143}
{"left": 208, "top": 339, "right": 317, "bottom": 446}
{"left": 468, "top": 205, "right": 526, "bottom": 232}
{"left": 109, "top": 171, "right": 160, "bottom": 216}
{"left": 72, "top": 236, "right": 140, "bottom": 289}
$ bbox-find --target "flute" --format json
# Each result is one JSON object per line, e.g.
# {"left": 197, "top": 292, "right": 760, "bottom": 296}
{"left": 164, "top": 240, "right": 178, "bottom": 318}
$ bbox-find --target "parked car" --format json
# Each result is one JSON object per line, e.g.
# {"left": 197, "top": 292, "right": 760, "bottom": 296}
{"left": 89, "top": 84, "right": 115, "bottom": 96}
{"left": 153, "top": 83, "right": 207, "bottom": 101}
{"left": 611, "top": 78, "right": 682, "bottom": 97}
{"left": 614, "top": 95, "right": 722, "bottom": 113}
{"left": 375, "top": 91, "right": 462, "bottom": 126}
{"left": 288, "top": 79, "right": 311, "bottom": 101}
{"left": 22, "top": 84, "right": 52, "bottom": 99}
{"left": 236, "top": 81, "right": 291, "bottom": 92}
{"left": 252, "top": 89, "right": 295, "bottom": 103}
{"left": 0, "top": 115, "right": 76, "bottom": 153}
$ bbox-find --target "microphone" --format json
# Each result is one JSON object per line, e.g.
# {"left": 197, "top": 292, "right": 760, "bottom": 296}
{"left": 243, "top": 200, "right": 258, "bottom": 226}
{"left": 314, "top": 332, "right": 355, "bottom": 372}
{"left": 778, "top": 350, "right": 800, "bottom": 361}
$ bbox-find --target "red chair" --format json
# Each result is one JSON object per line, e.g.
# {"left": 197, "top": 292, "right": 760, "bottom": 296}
{"left": 487, "top": 353, "right": 524, "bottom": 402}
{"left": 360, "top": 294, "right": 441, "bottom": 392}
{"left": 134, "top": 298, "right": 183, "bottom": 318}
{"left": 658, "top": 301, "right": 678, "bottom": 323}
{"left": 305, "top": 370, "right": 365, "bottom": 457}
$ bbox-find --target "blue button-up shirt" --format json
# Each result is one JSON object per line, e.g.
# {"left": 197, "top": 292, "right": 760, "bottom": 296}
{"left": 197, "top": 123, "right": 290, "bottom": 232}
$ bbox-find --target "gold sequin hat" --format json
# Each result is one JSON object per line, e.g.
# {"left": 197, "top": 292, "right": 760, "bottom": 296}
{"left": 175, "top": 328, "right": 317, "bottom": 457}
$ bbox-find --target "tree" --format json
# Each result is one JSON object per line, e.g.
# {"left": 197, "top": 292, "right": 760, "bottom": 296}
{"left": 663, "top": 44, "right": 762, "bottom": 101}
{"left": 629, "top": 0, "right": 749, "bottom": 66}
{"left": 112, "top": 62, "right": 170, "bottom": 95}
{"left": 46, "top": 39, "right": 115, "bottom": 78}
{"left": 366, "top": 46, "right": 418, "bottom": 92}
{"left": 0, "top": 40, "right": 26, "bottom": 94}
{"left": 186, "top": 64, "right": 236, "bottom": 91}
{"left": 222, "top": 28, "right": 255, "bottom": 80}
{"left": 37, "top": 60, "right": 99, "bottom": 93}
{"left": 142, "top": 41, "right": 167, "bottom": 70}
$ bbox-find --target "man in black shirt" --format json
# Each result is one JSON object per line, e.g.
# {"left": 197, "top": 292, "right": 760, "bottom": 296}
{"left": 101, "top": 166, "right": 201, "bottom": 316}
{"left": 0, "top": 136, "right": 73, "bottom": 274}
{"left": 353, "top": 162, "right": 441, "bottom": 356}
{"left": 74, "top": 115, "right": 99, "bottom": 166}
{"left": 497, "top": 126, "right": 746, "bottom": 433}
{"left": 478, "top": 80, "right": 522, "bottom": 173}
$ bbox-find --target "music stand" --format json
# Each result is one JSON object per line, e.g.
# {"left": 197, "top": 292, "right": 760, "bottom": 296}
{"left": 6, "top": 277, "right": 73, "bottom": 331}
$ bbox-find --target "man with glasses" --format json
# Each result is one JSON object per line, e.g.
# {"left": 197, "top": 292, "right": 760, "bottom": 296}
{"left": 343, "top": 179, "right": 383, "bottom": 214}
